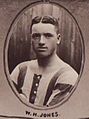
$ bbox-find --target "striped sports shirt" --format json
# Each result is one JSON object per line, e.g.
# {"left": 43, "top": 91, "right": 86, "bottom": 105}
{"left": 10, "top": 59, "right": 78, "bottom": 107}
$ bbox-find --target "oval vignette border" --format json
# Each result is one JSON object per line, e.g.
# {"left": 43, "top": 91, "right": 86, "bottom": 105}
{"left": 3, "top": 0, "right": 85, "bottom": 110}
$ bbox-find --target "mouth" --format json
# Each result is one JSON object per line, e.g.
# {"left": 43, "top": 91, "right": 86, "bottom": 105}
{"left": 37, "top": 47, "right": 48, "bottom": 51}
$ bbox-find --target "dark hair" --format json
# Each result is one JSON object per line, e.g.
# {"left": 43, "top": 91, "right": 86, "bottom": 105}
{"left": 30, "top": 16, "right": 59, "bottom": 34}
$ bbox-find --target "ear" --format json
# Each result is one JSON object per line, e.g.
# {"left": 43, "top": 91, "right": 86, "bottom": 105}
{"left": 57, "top": 34, "right": 61, "bottom": 44}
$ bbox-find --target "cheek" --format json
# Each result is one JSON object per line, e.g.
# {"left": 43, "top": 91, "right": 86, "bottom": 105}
{"left": 32, "top": 42, "right": 37, "bottom": 51}
{"left": 32, "top": 41, "right": 38, "bottom": 47}
{"left": 47, "top": 40, "right": 56, "bottom": 50}
{"left": 49, "top": 38, "right": 57, "bottom": 47}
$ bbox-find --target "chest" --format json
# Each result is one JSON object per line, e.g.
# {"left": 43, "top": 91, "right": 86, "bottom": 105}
{"left": 21, "top": 67, "right": 58, "bottom": 102}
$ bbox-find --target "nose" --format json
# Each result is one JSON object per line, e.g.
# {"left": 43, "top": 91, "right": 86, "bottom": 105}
{"left": 39, "top": 35, "right": 45, "bottom": 44}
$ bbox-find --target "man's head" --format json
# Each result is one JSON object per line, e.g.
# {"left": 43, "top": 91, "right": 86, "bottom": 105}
{"left": 30, "top": 16, "right": 61, "bottom": 58}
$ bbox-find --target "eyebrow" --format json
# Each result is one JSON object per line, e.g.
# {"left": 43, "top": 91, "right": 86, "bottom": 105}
{"left": 43, "top": 33, "right": 54, "bottom": 36}
{"left": 32, "top": 33, "right": 54, "bottom": 36}
{"left": 31, "top": 33, "right": 41, "bottom": 37}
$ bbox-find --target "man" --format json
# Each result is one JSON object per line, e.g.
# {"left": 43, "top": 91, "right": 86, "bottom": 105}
{"left": 11, "top": 16, "right": 78, "bottom": 107}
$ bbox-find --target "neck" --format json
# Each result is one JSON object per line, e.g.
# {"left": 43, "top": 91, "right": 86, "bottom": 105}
{"left": 37, "top": 53, "right": 58, "bottom": 68}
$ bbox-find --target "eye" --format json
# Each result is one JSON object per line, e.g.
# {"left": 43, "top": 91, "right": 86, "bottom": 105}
{"left": 32, "top": 33, "right": 41, "bottom": 39}
{"left": 44, "top": 33, "right": 53, "bottom": 38}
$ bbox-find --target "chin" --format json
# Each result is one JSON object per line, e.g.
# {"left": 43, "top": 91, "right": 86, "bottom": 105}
{"left": 37, "top": 54, "right": 48, "bottom": 58}
{"left": 36, "top": 53, "right": 53, "bottom": 59}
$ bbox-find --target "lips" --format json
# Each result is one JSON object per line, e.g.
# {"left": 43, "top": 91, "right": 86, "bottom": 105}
{"left": 37, "top": 47, "right": 48, "bottom": 51}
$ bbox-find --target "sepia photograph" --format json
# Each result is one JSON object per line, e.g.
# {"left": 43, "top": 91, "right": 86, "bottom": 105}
{"left": 4, "top": 2, "right": 84, "bottom": 108}
{"left": 1, "top": 0, "right": 89, "bottom": 119}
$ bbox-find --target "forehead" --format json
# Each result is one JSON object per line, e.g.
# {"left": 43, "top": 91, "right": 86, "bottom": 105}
{"left": 31, "top": 23, "right": 56, "bottom": 33}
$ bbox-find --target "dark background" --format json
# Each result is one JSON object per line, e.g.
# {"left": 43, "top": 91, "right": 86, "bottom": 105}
{"left": 8, "top": 4, "right": 83, "bottom": 74}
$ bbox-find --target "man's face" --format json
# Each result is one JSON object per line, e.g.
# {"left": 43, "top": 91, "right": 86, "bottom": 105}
{"left": 31, "top": 22, "right": 59, "bottom": 58}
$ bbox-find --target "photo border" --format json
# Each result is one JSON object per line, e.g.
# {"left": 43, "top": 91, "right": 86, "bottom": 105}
{"left": 3, "top": 0, "right": 85, "bottom": 110}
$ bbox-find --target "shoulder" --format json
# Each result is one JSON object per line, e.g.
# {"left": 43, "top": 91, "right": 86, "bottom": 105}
{"left": 57, "top": 58, "right": 78, "bottom": 75}
{"left": 56, "top": 59, "right": 78, "bottom": 86}
{"left": 10, "top": 60, "right": 37, "bottom": 83}
{"left": 15, "top": 60, "right": 37, "bottom": 70}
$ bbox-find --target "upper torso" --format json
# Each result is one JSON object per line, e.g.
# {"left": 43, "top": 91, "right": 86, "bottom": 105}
{"left": 11, "top": 58, "right": 78, "bottom": 106}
